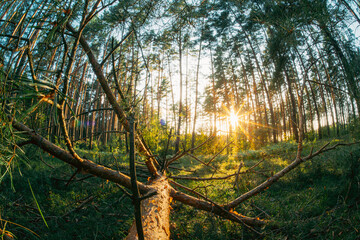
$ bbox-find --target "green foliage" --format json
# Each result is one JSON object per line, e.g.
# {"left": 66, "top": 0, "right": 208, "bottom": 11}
{"left": 0, "top": 152, "right": 135, "bottom": 239}
{"left": 167, "top": 138, "right": 360, "bottom": 239}
{"left": 0, "top": 135, "right": 359, "bottom": 239}
{"left": 1, "top": 0, "right": 360, "bottom": 238}
{"left": 141, "top": 117, "right": 173, "bottom": 155}
{"left": 348, "top": 118, "right": 360, "bottom": 139}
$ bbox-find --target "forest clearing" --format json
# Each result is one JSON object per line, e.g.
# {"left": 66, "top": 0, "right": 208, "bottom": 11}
{"left": 1, "top": 0, "right": 360, "bottom": 239}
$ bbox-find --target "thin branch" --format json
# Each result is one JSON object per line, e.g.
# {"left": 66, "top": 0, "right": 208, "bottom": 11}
{"left": 76, "top": 107, "right": 113, "bottom": 116}
{"left": 307, "top": 79, "right": 349, "bottom": 94}
{"left": 169, "top": 159, "right": 266, "bottom": 182}
{"left": 186, "top": 152, "right": 216, "bottom": 169}
{"left": 234, "top": 161, "right": 244, "bottom": 190}
{"left": 11, "top": 119, "right": 152, "bottom": 194}
{"left": 170, "top": 173, "right": 237, "bottom": 181}
{"left": 67, "top": 23, "right": 159, "bottom": 176}
{"left": 165, "top": 134, "right": 215, "bottom": 168}
{"left": 169, "top": 180, "right": 265, "bottom": 230}
{"left": 224, "top": 141, "right": 359, "bottom": 209}
{"left": 128, "top": 115, "right": 145, "bottom": 240}
{"left": 101, "top": 30, "right": 134, "bottom": 67}
{"left": 206, "top": 140, "right": 234, "bottom": 165}
{"left": 62, "top": 196, "right": 95, "bottom": 218}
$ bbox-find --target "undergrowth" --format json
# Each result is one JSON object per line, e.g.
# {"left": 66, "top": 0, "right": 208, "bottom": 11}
{"left": 0, "top": 138, "right": 359, "bottom": 239}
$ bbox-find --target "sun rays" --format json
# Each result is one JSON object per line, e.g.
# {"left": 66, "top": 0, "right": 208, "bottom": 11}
{"left": 219, "top": 103, "right": 277, "bottom": 141}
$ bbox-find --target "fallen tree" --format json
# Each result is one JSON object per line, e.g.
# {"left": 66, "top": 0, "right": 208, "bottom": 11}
{"left": 1, "top": 1, "right": 359, "bottom": 239}
{"left": 9, "top": 117, "right": 358, "bottom": 239}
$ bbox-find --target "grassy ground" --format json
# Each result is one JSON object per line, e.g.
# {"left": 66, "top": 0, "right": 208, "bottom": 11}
{"left": 0, "top": 138, "right": 359, "bottom": 239}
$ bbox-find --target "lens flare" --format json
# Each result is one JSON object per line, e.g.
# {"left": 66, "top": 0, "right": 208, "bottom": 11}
{"left": 228, "top": 108, "right": 238, "bottom": 128}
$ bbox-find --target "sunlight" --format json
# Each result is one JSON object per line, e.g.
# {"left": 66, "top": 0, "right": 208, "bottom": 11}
{"left": 228, "top": 108, "right": 238, "bottom": 129}
{"left": 217, "top": 103, "right": 276, "bottom": 138}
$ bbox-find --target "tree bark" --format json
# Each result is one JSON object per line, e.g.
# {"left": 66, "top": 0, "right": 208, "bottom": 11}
{"left": 125, "top": 177, "right": 170, "bottom": 240}
{"left": 191, "top": 35, "right": 202, "bottom": 151}
{"left": 284, "top": 71, "right": 299, "bottom": 141}
{"left": 175, "top": 30, "right": 183, "bottom": 153}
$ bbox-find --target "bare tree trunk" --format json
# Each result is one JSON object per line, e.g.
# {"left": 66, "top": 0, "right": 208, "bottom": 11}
{"left": 168, "top": 55, "right": 177, "bottom": 131}
{"left": 238, "top": 55, "right": 255, "bottom": 143}
{"left": 309, "top": 83, "right": 322, "bottom": 139}
{"left": 185, "top": 50, "right": 189, "bottom": 145}
{"left": 191, "top": 36, "right": 202, "bottom": 152}
{"left": 304, "top": 85, "right": 315, "bottom": 133}
{"left": 89, "top": 83, "right": 100, "bottom": 149}
{"left": 280, "top": 93, "right": 287, "bottom": 140}
{"left": 284, "top": 71, "right": 299, "bottom": 141}
{"left": 175, "top": 30, "right": 183, "bottom": 153}
{"left": 125, "top": 177, "right": 170, "bottom": 240}
{"left": 210, "top": 50, "right": 217, "bottom": 136}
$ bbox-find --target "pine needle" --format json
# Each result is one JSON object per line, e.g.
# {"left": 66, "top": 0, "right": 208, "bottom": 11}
{"left": 28, "top": 179, "right": 49, "bottom": 228}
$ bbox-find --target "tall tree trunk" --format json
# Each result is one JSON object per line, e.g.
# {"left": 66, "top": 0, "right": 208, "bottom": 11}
{"left": 284, "top": 71, "right": 299, "bottom": 141}
{"left": 280, "top": 93, "right": 287, "bottom": 140}
{"left": 239, "top": 55, "right": 255, "bottom": 143}
{"left": 309, "top": 83, "right": 322, "bottom": 139}
{"left": 210, "top": 49, "right": 217, "bottom": 136}
{"left": 191, "top": 36, "right": 202, "bottom": 152}
{"left": 175, "top": 30, "right": 183, "bottom": 153}
{"left": 318, "top": 75, "right": 331, "bottom": 137}
{"left": 320, "top": 24, "right": 360, "bottom": 117}
{"left": 185, "top": 50, "right": 189, "bottom": 145}
{"left": 168, "top": 55, "right": 177, "bottom": 131}
{"left": 89, "top": 83, "right": 100, "bottom": 149}
{"left": 304, "top": 85, "right": 315, "bottom": 133}
{"left": 244, "top": 33, "right": 277, "bottom": 143}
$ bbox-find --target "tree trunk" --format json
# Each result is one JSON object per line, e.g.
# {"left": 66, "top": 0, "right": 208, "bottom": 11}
{"left": 304, "top": 85, "right": 315, "bottom": 133}
{"left": 125, "top": 177, "right": 170, "bottom": 240}
{"left": 309, "top": 83, "right": 322, "bottom": 139}
{"left": 191, "top": 35, "right": 202, "bottom": 151}
{"left": 174, "top": 30, "right": 183, "bottom": 153}
{"left": 245, "top": 33, "right": 277, "bottom": 143}
{"left": 284, "top": 71, "right": 299, "bottom": 141}
{"left": 321, "top": 24, "right": 360, "bottom": 117}
{"left": 210, "top": 50, "right": 217, "bottom": 136}
{"left": 280, "top": 93, "right": 287, "bottom": 140}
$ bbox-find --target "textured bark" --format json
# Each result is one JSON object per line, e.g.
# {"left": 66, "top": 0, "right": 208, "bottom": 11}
{"left": 126, "top": 177, "right": 170, "bottom": 240}
{"left": 304, "top": 86, "right": 314, "bottom": 133}
{"left": 284, "top": 71, "right": 299, "bottom": 141}
{"left": 174, "top": 30, "right": 183, "bottom": 153}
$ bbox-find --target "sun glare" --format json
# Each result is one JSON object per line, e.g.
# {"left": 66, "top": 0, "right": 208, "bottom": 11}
{"left": 216, "top": 103, "right": 275, "bottom": 138}
{"left": 228, "top": 108, "right": 239, "bottom": 129}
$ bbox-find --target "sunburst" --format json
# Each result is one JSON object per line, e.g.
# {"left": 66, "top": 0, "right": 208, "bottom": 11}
{"left": 221, "top": 103, "right": 276, "bottom": 139}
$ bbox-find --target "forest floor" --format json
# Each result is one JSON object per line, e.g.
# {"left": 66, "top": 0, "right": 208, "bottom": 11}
{"left": 0, "top": 136, "right": 359, "bottom": 239}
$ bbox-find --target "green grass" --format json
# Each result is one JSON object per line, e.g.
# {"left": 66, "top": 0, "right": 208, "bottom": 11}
{"left": 0, "top": 146, "right": 135, "bottom": 239}
{"left": 169, "top": 138, "right": 360, "bottom": 240}
{"left": 0, "top": 138, "right": 359, "bottom": 239}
